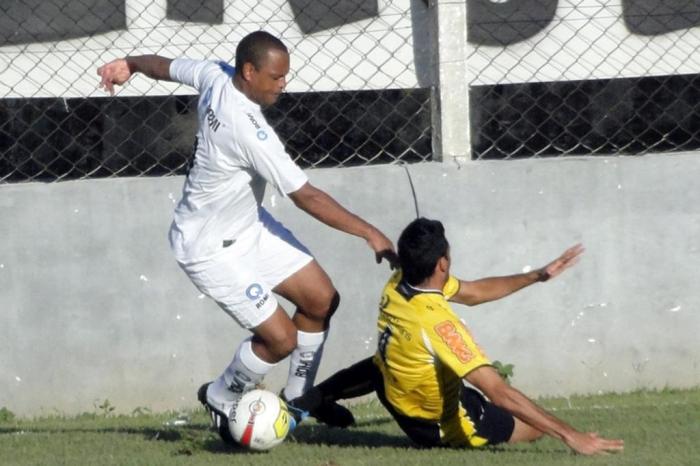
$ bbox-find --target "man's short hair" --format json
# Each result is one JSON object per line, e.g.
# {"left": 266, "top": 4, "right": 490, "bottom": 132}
{"left": 235, "top": 31, "right": 288, "bottom": 72}
{"left": 398, "top": 218, "right": 449, "bottom": 286}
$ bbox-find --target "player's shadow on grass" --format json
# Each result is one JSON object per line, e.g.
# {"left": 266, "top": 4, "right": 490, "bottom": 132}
{"left": 194, "top": 416, "right": 412, "bottom": 454}
{"left": 0, "top": 425, "right": 209, "bottom": 443}
{"left": 471, "top": 444, "right": 569, "bottom": 455}
{"left": 290, "top": 419, "right": 569, "bottom": 454}
{"left": 196, "top": 438, "right": 273, "bottom": 456}
{"left": 289, "top": 417, "right": 412, "bottom": 448}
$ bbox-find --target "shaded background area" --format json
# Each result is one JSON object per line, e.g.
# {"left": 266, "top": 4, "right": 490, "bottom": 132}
{"left": 0, "top": 89, "right": 431, "bottom": 182}
{"left": 470, "top": 74, "right": 700, "bottom": 159}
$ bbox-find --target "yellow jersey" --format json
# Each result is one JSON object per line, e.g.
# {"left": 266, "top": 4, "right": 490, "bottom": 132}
{"left": 373, "top": 271, "right": 491, "bottom": 446}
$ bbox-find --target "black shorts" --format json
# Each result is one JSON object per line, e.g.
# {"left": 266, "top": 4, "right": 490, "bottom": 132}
{"left": 373, "top": 368, "right": 514, "bottom": 447}
{"left": 458, "top": 386, "right": 515, "bottom": 446}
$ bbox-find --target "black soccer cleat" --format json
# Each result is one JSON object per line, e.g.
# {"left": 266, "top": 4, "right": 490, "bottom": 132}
{"left": 285, "top": 387, "right": 355, "bottom": 428}
{"left": 311, "top": 399, "right": 355, "bottom": 428}
{"left": 197, "top": 382, "right": 236, "bottom": 446}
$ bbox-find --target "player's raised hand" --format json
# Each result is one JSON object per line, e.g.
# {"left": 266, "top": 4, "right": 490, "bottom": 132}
{"left": 97, "top": 58, "right": 132, "bottom": 95}
{"left": 538, "top": 243, "right": 584, "bottom": 281}
{"left": 564, "top": 431, "right": 624, "bottom": 456}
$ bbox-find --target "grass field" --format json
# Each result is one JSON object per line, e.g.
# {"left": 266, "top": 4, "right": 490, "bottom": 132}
{"left": 1, "top": 388, "right": 698, "bottom": 466}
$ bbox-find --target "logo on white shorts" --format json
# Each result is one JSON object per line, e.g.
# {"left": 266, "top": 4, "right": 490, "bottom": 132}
{"left": 246, "top": 283, "right": 270, "bottom": 309}
{"left": 246, "top": 284, "right": 263, "bottom": 299}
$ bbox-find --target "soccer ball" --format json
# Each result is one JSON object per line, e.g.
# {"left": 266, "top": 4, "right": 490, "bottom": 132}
{"left": 229, "top": 389, "right": 292, "bottom": 451}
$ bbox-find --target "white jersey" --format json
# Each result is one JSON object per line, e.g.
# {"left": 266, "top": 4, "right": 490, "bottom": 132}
{"left": 167, "top": 59, "right": 308, "bottom": 264}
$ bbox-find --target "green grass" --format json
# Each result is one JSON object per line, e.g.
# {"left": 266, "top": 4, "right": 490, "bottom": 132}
{"left": 1, "top": 388, "right": 699, "bottom": 466}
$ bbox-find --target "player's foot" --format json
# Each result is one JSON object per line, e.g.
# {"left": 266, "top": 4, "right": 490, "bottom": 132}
{"left": 285, "top": 388, "right": 355, "bottom": 428}
{"left": 197, "top": 382, "right": 236, "bottom": 445}
{"left": 311, "top": 399, "right": 355, "bottom": 428}
{"left": 279, "top": 393, "right": 309, "bottom": 431}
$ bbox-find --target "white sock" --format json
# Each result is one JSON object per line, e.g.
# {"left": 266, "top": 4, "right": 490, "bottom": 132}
{"left": 207, "top": 337, "right": 276, "bottom": 413}
{"left": 283, "top": 330, "right": 327, "bottom": 400}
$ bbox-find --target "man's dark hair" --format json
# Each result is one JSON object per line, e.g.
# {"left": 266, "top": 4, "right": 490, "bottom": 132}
{"left": 398, "top": 218, "right": 449, "bottom": 286}
{"left": 235, "top": 31, "right": 288, "bottom": 73}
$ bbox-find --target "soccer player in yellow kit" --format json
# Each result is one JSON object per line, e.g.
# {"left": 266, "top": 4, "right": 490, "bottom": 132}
{"left": 296, "top": 218, "right": 624, "bottom": 455}
{"left": 374, "top": 268, "right": 499, "bottom": 447}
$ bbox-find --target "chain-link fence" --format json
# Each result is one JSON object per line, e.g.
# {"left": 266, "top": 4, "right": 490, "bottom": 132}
{"left": 0, "top": 0, "right": 433, "bottom": 182}
{"left": 467, "top": 0, "right": 700, "bottom": 159}
{"left": 3, "top": 1, "right": 700, "bottom": 182}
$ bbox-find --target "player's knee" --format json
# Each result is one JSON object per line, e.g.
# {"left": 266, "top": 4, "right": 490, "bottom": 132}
{"left": 322, "top": 290, "right": 340, "bottom": 326}
{"left": 302, "top": 288, "right": 340, "bottom": 323}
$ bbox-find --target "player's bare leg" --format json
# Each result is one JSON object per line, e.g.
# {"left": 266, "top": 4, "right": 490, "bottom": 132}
{"left": 274, "top": 259, "right": 335, "bottom": 396}
{"left": 273, "top": 259, "right": 337, "bottom": 333}
{"left": 273, "top": 259, "right": 354, "bottom": 426}
{"left": 250, "top": 306, "right": 298, "bottom": 362}
{"left": 508, "top": 418, "right": 545, "bottom": 443}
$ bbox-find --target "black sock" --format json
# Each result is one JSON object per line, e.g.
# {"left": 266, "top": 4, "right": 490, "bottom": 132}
{"left": 316, "top": 356, "right": 378, "bottom": 401}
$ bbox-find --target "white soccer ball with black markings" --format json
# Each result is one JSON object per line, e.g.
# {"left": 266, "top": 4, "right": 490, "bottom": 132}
{"left": 229, "top": 389, "right": 292, "bottom": 451}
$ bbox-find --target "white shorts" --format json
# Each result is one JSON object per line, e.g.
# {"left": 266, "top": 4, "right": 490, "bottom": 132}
{"left": 179, "top": 209, "right": 313, "bottom": 328}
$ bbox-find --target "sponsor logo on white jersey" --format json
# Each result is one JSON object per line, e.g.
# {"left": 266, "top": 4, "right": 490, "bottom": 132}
{"left": 246, "top": 112, "right": 268, "bottom": 141}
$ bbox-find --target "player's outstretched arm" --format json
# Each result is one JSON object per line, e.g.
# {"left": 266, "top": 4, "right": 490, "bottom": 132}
{"left": 465, "top": 366, "right": 624, "bottom": 455}
{"left": 449, "top": 243, "right": 584, "bottom": 306}
{"left": 97, "top": 55, "right": 173, "bottom": 95}
{"left": 289, "top": 182, "right": 397, "bottom": 267}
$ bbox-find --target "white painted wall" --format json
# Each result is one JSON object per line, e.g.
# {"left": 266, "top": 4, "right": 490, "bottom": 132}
{"left": 2, "top": 157, "right": 699, "bottom": 416}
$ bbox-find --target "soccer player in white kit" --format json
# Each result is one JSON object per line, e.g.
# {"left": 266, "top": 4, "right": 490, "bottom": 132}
{"left": 97, "top": 31, "right": 396, "bottom": 443}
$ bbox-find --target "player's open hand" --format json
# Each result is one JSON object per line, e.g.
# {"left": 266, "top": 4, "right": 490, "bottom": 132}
{"left": 538, "top": 243, "right": 584, "bottom": 281}
{"left": 97, "top": 59, "right": 132, "bottom": 95}
{"left": 565, "top": 431, "right": 624, "bottom": 455}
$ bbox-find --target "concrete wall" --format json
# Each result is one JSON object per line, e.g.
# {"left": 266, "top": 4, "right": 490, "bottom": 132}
{"left": 2, "top": 156, "right": 699, "bottom": 416}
